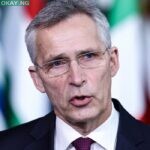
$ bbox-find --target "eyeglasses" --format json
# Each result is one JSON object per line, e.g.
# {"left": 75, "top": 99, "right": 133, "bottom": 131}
{"left": 35, "top": 49, "right": 108, "bottom": 77}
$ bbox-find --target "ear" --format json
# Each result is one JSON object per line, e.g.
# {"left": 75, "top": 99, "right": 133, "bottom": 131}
{"left": 28, "top": 66, "right": 45, "bottom": 93}
{"left": 109, "top": 47, "right": 119, "bottom": 77}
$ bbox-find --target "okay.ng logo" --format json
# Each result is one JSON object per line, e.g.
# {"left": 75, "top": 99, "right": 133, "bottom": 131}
{"left": 0, "top": 0, "right": 30, "bottom": 6}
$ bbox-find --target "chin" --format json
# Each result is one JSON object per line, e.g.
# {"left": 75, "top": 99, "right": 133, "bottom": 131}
{"left": 68, "top": 110, "right": 99, "bottom": 123}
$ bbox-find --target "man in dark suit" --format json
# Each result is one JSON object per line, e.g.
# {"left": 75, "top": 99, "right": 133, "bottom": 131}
{"left": 0, "top": 0, "right": 150, "bottom": 149}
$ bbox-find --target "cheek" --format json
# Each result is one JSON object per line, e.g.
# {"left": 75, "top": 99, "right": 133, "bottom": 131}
{"left": 43, "top": 76, "right": 68, "bottom": 104}
{"left": 87, "top": 66, "right": 111, "bottom": 95}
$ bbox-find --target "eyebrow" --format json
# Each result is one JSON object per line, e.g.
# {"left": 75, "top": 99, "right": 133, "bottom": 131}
{"left": 76, "top": 48, "right": 101, "bottom": 57}
{"left": 44, "top": 53, "right": 68, "bottom": 63}
{"left": 77, "top": 49, "right": 97, "bottom": 55}
{"left": 44, "top": 48, "right": 99, "bottom": 63}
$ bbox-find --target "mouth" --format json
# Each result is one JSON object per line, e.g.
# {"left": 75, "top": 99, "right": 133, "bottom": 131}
{"left": 69, "top": 96, "right": 92, "bottom": 107}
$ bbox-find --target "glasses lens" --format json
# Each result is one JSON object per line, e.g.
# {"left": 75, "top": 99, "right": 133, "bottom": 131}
{"left": 78, "top": 51, "right": 106, "bottom": 68}
{"left": 43, "top": 59, "right": 69, "bottom": 77}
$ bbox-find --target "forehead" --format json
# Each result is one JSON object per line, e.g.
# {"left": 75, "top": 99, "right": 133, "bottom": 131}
{"left": 36, "top": 13, "right": 104, "bottom": 62}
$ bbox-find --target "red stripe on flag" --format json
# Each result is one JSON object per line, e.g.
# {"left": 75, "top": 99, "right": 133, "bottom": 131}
{"left": 25, "top": 0, "right": 47, "bottom": 19}
{"left": 140, "top": 84, "right": 150, "bottom": 124}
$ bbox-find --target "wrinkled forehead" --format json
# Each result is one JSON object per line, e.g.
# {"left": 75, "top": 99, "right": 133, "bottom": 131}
{"left": 35, "top": 13, "right": 105, "bottom": 63}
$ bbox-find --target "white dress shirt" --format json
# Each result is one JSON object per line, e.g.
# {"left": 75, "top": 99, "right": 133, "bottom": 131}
{"left": 55, "top": 103, "right": 119, "bottom": 150}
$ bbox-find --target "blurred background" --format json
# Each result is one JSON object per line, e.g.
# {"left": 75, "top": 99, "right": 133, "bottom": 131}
{"left": 0, "top": 0, "right": 150, "bottom": 131}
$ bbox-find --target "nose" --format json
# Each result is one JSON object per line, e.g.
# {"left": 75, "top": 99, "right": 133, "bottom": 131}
{"left": 69, "top": 61, "right": 86, "bottom": 87}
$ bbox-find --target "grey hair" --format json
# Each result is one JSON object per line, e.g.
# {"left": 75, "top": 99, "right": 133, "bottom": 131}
{"left": 25, "top": 0, "right": 111, "bottom": 64}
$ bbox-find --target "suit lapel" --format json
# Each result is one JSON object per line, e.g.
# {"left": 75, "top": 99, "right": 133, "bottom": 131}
{"left": 24, "top": 136, "right": 50, "bottom": 150}
{"left": 116, "top": 133, "right": 137, "bottom": 150}
{"left": 113, "top": 99, "right": 144, "bottom": 150}
{"left": 24, "top": 111, "right": 56, "bottom": 150}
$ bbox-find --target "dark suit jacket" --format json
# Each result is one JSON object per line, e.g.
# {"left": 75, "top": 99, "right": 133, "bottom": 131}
{"left": 0, "top": 99, "right": 150, "bottom": 150}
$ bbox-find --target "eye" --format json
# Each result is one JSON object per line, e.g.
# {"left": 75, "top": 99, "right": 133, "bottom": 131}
{"left": 43, "top": 59, "right": 68, "bottom": 72}
{"left": 80, "top": 52, "right": 99, "bottom": 60}
{"left": 50, "top": 59, "right": 67, "bottom": 68}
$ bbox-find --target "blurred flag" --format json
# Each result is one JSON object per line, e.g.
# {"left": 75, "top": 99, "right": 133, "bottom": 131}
{"left": 0, "top": 44, "right": 6, "bottom": 130}
{"left": 139, "top": 0, "right": 150, "bottom": 123}
{"left": 98, "top": 0, "right": 150, "bottom": 122}
{"left": 0, "top": 0, "right": 50, "bottom": 131}
{"left": 108, "top": 0, "right": 145, "bottom": 119}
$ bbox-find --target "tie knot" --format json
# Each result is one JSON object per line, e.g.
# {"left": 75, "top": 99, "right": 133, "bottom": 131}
{"left": 72, "top": 137, "right": 94, "bottom": 150}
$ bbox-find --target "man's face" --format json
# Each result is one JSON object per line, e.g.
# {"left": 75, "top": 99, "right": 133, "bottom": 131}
{"left": 29, "top": 14, "right": 119, "bottom": 126}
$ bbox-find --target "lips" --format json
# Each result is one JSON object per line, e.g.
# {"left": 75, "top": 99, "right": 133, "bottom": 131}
{"left": 70, "top": 96, "right": 92, "bottom": 107}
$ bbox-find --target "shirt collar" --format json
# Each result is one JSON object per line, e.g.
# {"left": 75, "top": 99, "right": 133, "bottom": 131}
{"left": 55, "top": 117, "right": 81, "bottom": 150}
{"left": 88, "top": 103, "right": 119, "bottom": 150}
{"left": 55, "top": 102, "right": 119, "bottom": 150}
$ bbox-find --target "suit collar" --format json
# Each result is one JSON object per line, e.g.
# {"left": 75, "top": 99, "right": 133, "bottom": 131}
{"left": 24, "top": 111, "right": 56, "bottom": 150}
{"left": 24, "top": 99, "right": 146, "bottom": 150}
{"left": 113, "top": 99, "right": 144, "bottom": 150}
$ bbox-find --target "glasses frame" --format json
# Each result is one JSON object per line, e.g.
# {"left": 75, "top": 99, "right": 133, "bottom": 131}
{"left": 35, "top": 48, "right": 110, "bottom": 77}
